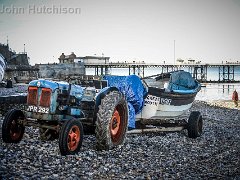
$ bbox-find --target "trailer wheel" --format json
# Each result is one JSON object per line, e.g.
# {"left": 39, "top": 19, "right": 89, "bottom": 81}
{"left": 39, "top": 128, "right": 58, "bottom": 141}
{"left": 59, "top": 119, "right": 83, "bottom": 155}
{"left": 2, "top": 109, "right": 25, "bottom": 143}
{"left": 188, "top": 111, "right": 203, "bottom": 138}
{"left": 96, "top": 91, "right": 128, "bottom": 150}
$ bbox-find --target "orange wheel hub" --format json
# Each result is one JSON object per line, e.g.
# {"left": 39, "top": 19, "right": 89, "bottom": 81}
{"left": 110, "top": 109, "right": 121, "bottom": 136}
{"left": 68, "top": 125, "right": 80, "bottom": 151}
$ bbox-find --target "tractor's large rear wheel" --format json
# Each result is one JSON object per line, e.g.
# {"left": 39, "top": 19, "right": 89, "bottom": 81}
{"left": 2, "top": 109, "right": 25, "bottom": 143}
{"left": 95, "top": 91, "right": 128, "bottom": 150}
{"left": 59, "top": 119, "right": 83, "bottom": 155}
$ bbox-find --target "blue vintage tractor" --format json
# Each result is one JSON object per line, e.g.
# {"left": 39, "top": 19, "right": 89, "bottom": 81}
{"left": 2, "top": 78, "right": 129, "bottom": 155}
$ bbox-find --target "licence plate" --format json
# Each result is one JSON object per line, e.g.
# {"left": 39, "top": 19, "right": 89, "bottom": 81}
{"left": 26, "top": 105, "right": 49, "bottom": 114}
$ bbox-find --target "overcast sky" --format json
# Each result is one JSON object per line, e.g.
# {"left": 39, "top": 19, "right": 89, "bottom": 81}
{"left": 0, "top": 0, "right": 240, "bottom": 65}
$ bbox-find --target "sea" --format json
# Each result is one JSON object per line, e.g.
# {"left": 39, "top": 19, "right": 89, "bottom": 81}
{"left": 86, "top": 66, "right": 240, "bottom": 101}
{"left": 196, "top": 83, "right": 240, "bottom": 101}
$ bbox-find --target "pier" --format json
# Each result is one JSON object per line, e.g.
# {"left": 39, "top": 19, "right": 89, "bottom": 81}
{"left": 85, "top": 62, "right": 240, "bottom": 83}
{"left": 3, "top": 62, "right": 240, "bottom": 84}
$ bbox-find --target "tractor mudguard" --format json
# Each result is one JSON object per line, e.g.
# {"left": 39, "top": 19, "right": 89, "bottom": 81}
{"left": 93, "top": 87, "right": 120, "bottom": 122}
{"left": 95, "top": 87, "right": 120, "bottom": 108}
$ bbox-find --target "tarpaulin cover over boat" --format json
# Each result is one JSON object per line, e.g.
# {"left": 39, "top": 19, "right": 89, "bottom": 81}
{"left": 103, "top": 75, "right": 147, "bottom": 128}
{"left": 167, "top": 71, "right": 199, "bottom": 93}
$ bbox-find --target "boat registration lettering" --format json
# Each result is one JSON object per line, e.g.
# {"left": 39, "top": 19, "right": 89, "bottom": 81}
{"left": 144, "top": 95, "right": 160, "bottom": 106}
{"left": 27, "top": 105, "right": 49, "bottom": 114}
{"left": 159, "top": 98, "right": 172, "bottom": 105}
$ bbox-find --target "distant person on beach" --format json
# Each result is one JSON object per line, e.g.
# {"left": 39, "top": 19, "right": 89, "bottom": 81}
{"left": 232, "top": 89, "right": 238, "bottom": 107}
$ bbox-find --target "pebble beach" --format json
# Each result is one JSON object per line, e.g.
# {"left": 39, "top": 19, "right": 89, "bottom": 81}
{"left": 0, "top": 86, "right": 240, "bottom": 179}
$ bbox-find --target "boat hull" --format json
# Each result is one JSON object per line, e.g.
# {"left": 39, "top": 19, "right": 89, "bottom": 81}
{"left": 136, "top": 87, "right": 198, "bottom": 120}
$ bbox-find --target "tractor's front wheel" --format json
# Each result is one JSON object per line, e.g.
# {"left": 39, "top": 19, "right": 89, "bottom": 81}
{"left": 95, "top": 91, "right": 128, "bottom": 150}
{"left": 2, "top": 109, "right": 25, "bottom": 143}
{"left": 59, "top": 119, "right": 83, "bottom": 155}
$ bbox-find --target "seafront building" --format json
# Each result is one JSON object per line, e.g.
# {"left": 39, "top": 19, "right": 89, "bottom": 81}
{"left": 0, "top": 42, "right": 111, "bottom": 82}
{"left": 0, "top": 43, "right": 38, "bottom": 83}
{"left": 58, "top": 52, "right": 110, "bottom": 64}
{"left": 36, "top": 52, "right": 110, "bottom": 79}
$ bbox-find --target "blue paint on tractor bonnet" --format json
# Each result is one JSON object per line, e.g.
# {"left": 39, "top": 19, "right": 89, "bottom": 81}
{"left": 29, "top": 79, "right": 84, "bottom": 100}
{"left": 29, "top": 79, "right": 59, "bottom": 91}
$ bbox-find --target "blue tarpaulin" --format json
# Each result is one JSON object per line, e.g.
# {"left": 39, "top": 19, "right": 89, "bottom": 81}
{"left": 167, "top": 71, "right": 197, "bottom": 91}
{"left": 103, "top": 75, "right": 147, "bottom": 128}
{"left": 127, "top": 103, "right": 136, "bottom": 129}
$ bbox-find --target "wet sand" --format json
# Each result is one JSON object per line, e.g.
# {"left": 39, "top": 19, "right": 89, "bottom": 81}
{"left": 207, "top": 100, "right": 240, "bottom": 110}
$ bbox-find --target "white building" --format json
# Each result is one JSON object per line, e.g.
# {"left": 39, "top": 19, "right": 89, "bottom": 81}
{"left": 59, "top": 52, "right": 110, "bottom": 65}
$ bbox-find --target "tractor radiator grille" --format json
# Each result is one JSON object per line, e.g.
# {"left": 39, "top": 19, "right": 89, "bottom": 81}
{"left": 40, "top": 88, "right": 51, "bottom": 107}
{"left": 27, "top": 87, "right": 38, "bottom": 105}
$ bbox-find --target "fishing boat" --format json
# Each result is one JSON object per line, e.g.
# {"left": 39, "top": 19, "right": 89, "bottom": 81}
{"left": 136, "top": 70, "right": 201, "bottom": 120}
{"left": 0, "top": 53, "right": 6, "bottom": 83}
{"left": 104, "top": 71, "right": 202, "bottom": 137}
